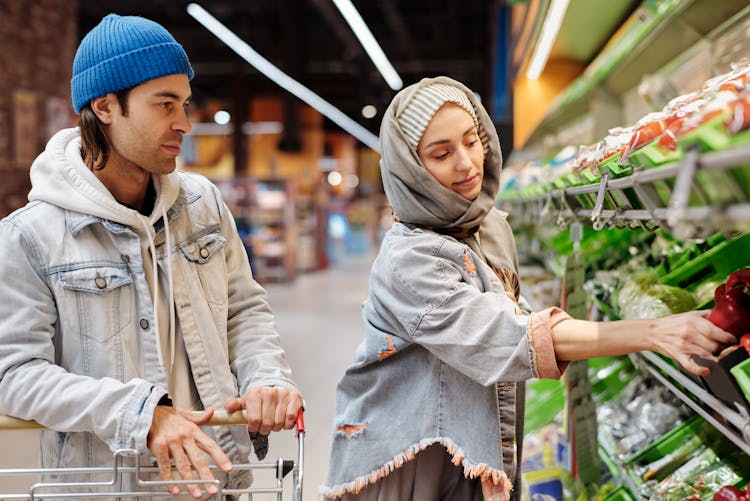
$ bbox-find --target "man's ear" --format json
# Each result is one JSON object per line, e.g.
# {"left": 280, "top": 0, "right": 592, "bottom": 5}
{"left": 90, "top": 94, "right": 117, "bottom": 124}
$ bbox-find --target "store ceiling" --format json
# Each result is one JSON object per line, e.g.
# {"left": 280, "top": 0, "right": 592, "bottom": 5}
{"left": 77, "top": 0, "right": 499, "bottom": 142}
{"left": 77, "top": 0, "right": 638, "bottom": 148}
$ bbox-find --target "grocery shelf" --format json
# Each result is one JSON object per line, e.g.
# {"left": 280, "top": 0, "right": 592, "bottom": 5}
{"left": 523, "top": 0, "right": 750, "bottom": 148}
{"left": 501, "top": 143, "right": 750, "bottom": 237}
{"left": 631, "top": 351, "right": 750, "bottom": 456}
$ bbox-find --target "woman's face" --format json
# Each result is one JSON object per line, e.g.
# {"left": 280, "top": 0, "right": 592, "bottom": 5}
{"left": 417, "top": 102, "right": 484, "bottom": 201}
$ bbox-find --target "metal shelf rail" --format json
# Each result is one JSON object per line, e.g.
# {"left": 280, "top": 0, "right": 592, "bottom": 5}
{"left": 500, "top": 143, "right": 750, "bottom": 237}
{"left": 631, "top": 351, "right": 750, "bottom": 457}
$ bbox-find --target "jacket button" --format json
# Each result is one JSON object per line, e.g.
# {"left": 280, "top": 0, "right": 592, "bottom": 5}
{"left": 95, "top": 277, "right": 107, "bottom": 289}
{"left": 140, "top": 318, "right": 149, "bottom": 330}
{"left": 199, "top": 247, "right": 209, "bottom": 258}
{"left": 121, "top": 254, "right": 130, "bottom": 263}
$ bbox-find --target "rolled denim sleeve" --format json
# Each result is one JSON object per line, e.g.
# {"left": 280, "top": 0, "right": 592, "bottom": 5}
{"left": 370, "top": 232, "right": 567, "bottom": 386}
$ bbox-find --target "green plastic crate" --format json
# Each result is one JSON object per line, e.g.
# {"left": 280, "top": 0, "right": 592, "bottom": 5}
{"left": 628, "top": 138, "right": 684, "bottom": 170}
{"left": 622, "top": 415, "right": 706, "bottom": 467}
{"left": 602, "top": 485, "right": 637, "bottom": 501}
{"left": 659, "top": 232, "right": 750, "bottom": 293}
{"left": 730, "top": 356, "right": 750, "bottom": 407}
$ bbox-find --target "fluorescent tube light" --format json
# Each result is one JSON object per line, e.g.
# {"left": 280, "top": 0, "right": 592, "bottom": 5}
{"left": 186, "top": 3, "right": 381, "bottom": 152}
{"left": 332, "top": 0, "right": 403, "bottom": 90}
{"left": 526, "top": 0, "right": 570, "bottom": 80}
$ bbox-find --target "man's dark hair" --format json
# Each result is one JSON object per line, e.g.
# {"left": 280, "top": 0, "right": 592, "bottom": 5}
{"left": 78, "top": 88, "right": 131, "bottom": 170}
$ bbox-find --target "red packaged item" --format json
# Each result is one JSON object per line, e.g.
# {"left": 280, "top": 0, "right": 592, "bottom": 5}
{"left": 620, "top": 113, "right": 666, "bottom": 162}
{"left": 708, "top": 268, "right": 750, "bottom": 338}
{"left": 712, "top": 485, "right": 744, "bottom": 501}
{"left": 725, "top": 92, "right": 750, "bottom": 134}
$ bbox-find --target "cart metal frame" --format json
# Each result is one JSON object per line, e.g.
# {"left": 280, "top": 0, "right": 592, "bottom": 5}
{"left": 0, "top": 410, "right": 304, "bottom": 501}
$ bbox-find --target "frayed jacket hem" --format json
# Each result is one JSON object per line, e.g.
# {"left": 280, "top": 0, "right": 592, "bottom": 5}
{"left": 319, "top": 437, "right": 512, "bottom": 500}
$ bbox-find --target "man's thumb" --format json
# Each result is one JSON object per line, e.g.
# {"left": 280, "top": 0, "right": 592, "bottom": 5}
{"left": 183, "top": 407, "right": 214, "bottom": 425}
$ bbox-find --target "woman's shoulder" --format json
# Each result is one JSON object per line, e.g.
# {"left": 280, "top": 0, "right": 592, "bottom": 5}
{"left": 380, "top": 223, "right": 468, "bottom": 269}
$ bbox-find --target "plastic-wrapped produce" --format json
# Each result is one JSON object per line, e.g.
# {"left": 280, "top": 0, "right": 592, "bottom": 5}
{"left": 597, "top": 376, "right": 691, "bottom": 459}
{"left": 616, "top": 270, "right": 696, "bottom": 320}
{"left": 646, "top": 445, "right": 749, "bottom": 501}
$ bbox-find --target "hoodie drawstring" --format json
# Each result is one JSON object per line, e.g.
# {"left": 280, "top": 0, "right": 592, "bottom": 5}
{"left": 139, "top": 209, "right": 176, "bottom": 376}
{"left": 162, "top": 205, "right": 176, "bottom": 375}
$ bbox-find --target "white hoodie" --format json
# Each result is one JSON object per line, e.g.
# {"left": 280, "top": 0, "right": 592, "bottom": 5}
{"left": 28, "top": 127, "right": 197, "bottom": 409}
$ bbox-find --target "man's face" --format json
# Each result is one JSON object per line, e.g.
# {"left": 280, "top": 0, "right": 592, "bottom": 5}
{"left": 107, "top": 74, "right": 192, "bottom": 176}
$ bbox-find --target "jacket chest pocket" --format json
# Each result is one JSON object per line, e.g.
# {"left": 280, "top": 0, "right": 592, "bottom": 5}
{"left": 179, "top": 231, "right": 228, "bottom": 306}
{"left": 58, "top": 266, "right": 133, "bottom": 342}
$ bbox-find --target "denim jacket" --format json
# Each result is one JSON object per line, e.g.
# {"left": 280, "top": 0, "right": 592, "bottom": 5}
{"left": 321, "top": 223, "right": 568, "bottom": 499}
{"left": 0, "top": 129, "right": 298, "bottom": 487}
{"left": 322, "top": 77, "right": 568, "bottom": 500}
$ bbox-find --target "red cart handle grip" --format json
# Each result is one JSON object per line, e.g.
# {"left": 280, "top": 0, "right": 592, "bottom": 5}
{"left": 295, "top": 408, "right": 305, "bottom": 436}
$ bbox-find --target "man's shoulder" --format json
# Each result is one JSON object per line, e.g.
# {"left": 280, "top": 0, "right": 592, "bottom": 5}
{"left": 175, "top": 170, "right": 219, "bottom": 194}
{"left": 2, "top": 200, "right": 62, "bottom": 227}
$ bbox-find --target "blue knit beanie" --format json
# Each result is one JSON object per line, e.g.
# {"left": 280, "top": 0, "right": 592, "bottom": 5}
{"left": 71, "top": 14, "right": 194, "bottom": 113}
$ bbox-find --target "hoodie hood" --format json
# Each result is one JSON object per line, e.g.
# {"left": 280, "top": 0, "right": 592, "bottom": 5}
{"left": 28, "top": 127, "right": 180, "bottom": 229}
{"left": 379, "top": 76, "right": 503, "bottom": 233}
{"left": 28, "top": 126, "right": 182, "bottom": 379}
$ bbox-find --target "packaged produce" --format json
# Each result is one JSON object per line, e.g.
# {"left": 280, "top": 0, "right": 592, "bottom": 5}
{"left": 616, "top": 270, "right": 696, "bottom": 320}
{"left": 620, "top": 113, "right": 666, "bottom": 162}
{"left": 724, "top": 91, "right": 750, "bottom": 135}
{"left": 646, "top": 442, "right": 750, "bottom": 501}
{"left": 597, "top": 376, "right": 691, "bottom": 459}
{"left": 707, "top": 267, "right": 750, "bottom": 337}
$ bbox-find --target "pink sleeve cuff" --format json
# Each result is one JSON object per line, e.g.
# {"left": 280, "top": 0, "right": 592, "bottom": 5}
{"left": 528, "top": 307, "right": 572, "bottom": 379}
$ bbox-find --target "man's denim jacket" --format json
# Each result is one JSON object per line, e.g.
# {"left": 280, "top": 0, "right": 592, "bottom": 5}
{"left": 0, "top": 172, "right": 297, "bottom": 482}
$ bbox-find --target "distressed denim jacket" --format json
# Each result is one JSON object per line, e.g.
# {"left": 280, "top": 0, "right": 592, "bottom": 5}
{"left": 0, "top": 140, "right": 297, "bottom": 487}
{"left": 322, "top": 223, "right": 568, "bottom": 500}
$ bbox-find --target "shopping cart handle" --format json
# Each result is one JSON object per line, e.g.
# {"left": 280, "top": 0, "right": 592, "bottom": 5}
{"left": 0, "top": 408, "right": 306, "bottom": 432}
{"left": 0, "top": 414, "right": 42, "bottom": 430}
{"left": 295, "top": 407, "right": 305, "bottom": 435}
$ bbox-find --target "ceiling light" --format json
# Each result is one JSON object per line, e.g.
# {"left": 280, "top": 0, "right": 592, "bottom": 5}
{"left": 213, "top": 110, "right": 231, "bottom": 125}
{"left": 361, "top": 104, "right": 377, "bottom": 119}
{"left": 327, "top": 171, "right": 343, "bottom": 186}
{"left": 332, "top": 0, "right": 402, "bottom": 91}
{"left": 187, "top": 3, "right": 380, "bottom": 152}
{"left": 526, "top": 0, "right": 570, "bottom": 80}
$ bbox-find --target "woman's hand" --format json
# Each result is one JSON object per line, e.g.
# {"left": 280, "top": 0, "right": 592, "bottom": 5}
{"left": 646, "top": 310, "right": 735, "bottom": 374}
{"left": 550, "top": 310, "right": 735, "bottom": 375}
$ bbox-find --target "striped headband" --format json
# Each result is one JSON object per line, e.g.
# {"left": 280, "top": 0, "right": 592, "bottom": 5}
{"left": 397, "top": 82, "right": 479, "bottom": 150}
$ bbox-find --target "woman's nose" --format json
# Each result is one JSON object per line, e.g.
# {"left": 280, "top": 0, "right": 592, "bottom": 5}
{"left": 455, "top": 146, "right": 472, "bottom": 170}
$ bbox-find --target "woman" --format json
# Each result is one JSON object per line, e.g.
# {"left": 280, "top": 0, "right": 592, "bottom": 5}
{"left": 321, "top": 76, "right": 732, "bottom": 501}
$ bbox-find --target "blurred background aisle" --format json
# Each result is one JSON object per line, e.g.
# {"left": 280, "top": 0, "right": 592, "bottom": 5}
{"left": 262, "top": 249, "right": 376, "bottom": 500}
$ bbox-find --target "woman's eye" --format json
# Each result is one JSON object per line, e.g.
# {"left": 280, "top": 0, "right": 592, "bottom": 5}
{"left": 434, "top": 151, "right": 450, "bottom": 160}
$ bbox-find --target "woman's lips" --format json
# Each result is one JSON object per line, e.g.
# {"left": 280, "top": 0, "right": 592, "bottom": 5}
{"left": 454, "top": 174, "right": 478, "bottom": 187}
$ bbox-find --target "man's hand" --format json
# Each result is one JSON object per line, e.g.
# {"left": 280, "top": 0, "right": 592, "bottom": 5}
{"left": 224, "top": 387, "right": 303, "bottom": 435}
{"left": 147, "top": 405, "right": 232, "bottom": 498}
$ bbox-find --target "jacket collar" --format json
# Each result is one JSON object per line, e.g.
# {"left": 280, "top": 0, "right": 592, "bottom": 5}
{"left": 65, "top": 186, "right": 201, "bottom": 236}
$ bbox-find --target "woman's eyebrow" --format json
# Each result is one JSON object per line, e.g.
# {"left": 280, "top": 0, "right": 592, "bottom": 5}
{"left": 423, "top": 126, "right": 477, "bottom": 149}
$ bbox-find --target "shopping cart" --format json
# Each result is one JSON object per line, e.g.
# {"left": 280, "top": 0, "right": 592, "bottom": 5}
{"left": 0, "top": 409, "right": 304, "bottom": 500}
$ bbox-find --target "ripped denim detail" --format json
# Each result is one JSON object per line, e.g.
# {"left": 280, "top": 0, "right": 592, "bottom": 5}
{"left": 319, "top": 437, "right": 512, "bottom": 500}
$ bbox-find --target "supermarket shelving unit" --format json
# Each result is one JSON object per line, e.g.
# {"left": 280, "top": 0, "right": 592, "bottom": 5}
{"left": 502, "top": 142, "right": 750, "bottom": 456}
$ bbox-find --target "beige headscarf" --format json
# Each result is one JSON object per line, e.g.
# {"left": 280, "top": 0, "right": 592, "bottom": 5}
{"left": 379, "top": 76, "right": 520, "bottom": 294}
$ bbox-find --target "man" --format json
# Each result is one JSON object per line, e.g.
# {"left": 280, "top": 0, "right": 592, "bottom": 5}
{"left": 0, "top": 13, "right": 302, "bottom": 499}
